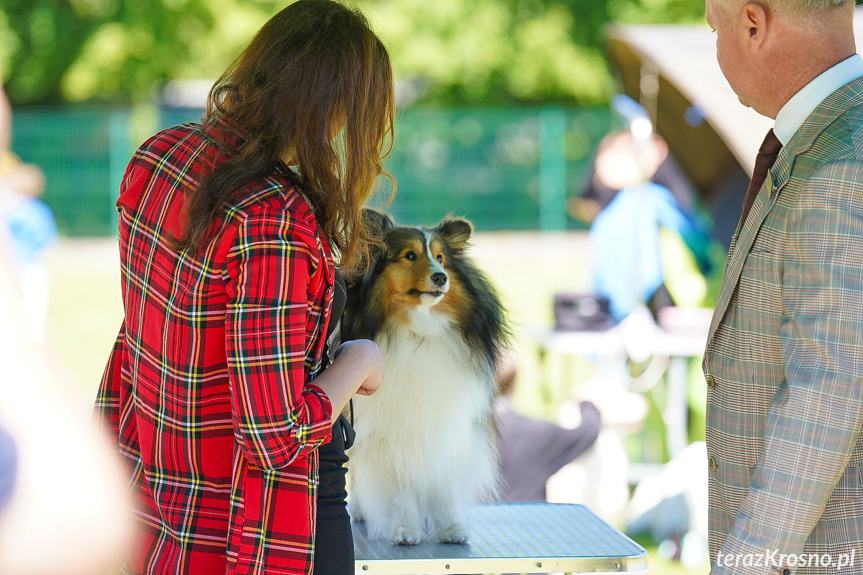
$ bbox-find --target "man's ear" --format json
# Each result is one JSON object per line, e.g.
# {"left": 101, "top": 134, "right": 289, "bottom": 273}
{"left": 742, "top": 2, "right": 769, "bottom": 50}
{"left": 362, "top": 208, "right": 395, "bottom": 236}
{"left": 435, "top": 215, "right": 473, "bottom": 252}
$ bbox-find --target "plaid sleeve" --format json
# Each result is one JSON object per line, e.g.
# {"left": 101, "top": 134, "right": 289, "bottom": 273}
{"left": 717, "top": 159, "right": 863, "bottom": 571}
{"left": 93, "top": 324, "right": 127, "bottom": 439}
{"left": 224, "top": 204, "right": 332, "bottom": 471}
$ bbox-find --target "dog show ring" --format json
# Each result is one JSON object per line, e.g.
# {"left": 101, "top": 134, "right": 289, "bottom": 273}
{"left": 353, "top": 502, "right": 647, "bottom": 574}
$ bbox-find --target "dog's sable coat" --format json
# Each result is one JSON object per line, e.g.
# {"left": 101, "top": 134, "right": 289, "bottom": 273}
{"left": 342, "top": 209, "right": 509, "bottom": 545}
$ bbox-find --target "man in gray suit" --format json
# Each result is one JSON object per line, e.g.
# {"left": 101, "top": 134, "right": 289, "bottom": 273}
{"left": 704, "top": 0, "right": 863, "bottom": 573}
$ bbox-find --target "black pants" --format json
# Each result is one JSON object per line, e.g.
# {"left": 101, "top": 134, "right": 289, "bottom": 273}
{"left": 314, "top": 415, "right": 355, "bottom": 575}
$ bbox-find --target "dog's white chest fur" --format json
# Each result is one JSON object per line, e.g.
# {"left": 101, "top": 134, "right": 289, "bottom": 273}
{"left": 348, "top": 311, "right": 498, "bottom": 545}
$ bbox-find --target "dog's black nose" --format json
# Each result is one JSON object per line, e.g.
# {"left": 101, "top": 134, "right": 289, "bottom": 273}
{"left": 431, "top": 272, "right": 447, "bottom": 286}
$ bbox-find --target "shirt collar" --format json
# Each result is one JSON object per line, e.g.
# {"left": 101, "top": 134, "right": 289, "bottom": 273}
{"left": 774, "top": 54, "right": 863, "bottom": 145}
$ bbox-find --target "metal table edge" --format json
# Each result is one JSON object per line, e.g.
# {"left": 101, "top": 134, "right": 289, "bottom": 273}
{"left": 354, "top": 552, "right": 649, "bottom": 574}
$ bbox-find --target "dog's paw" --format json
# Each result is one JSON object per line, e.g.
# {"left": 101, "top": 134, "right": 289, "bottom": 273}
{"left": 390, "top": 525, "right": 423, "bottom": 546}
{"left": 437, "top": 523, "right": 469, "bottom": 544}
{"left": 348, "top": 506, "right": 365, "bottom": 523}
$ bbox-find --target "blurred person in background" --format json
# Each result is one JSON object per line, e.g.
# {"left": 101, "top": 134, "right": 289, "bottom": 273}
{"left": 0, "top": 69, "right": 17, "bottom": 525}
{"left": 573, "top": 129, "right": 714, "bottom": 322}
{"left": 93, "top": 1, "right": 391, "bottom": 573}
{"left": 704, "top": 0, "right": 863, "bottom": 573}
{"left": 572, "top": 130, "right": 697, "bottom": 226}
{"left": 494, "top": 351, "right": 602, "bottom": 502}
{"left": 0, "top": 73, "right": 123, "bottom": 575}
{"left": 0, "top": 76, "right": 58, "bottom": 343}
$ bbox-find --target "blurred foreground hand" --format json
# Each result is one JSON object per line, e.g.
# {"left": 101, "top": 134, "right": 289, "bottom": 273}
{"left": 0, "top": 242, "right": 132, "bottom": 574}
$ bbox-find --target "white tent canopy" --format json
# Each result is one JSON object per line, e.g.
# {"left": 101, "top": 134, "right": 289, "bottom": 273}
{"left": 606, "top": 8, "right": 863, "bottom": 179}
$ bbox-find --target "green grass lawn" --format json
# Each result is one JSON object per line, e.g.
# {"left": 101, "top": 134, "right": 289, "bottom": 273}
{"left": 42, "top": 232, "right": 710, "bottom": 574}
{"left": 44, "top": 232, "right": 596, "bottom": 408}
{"left": 44, "top": 239, "right": 124, "bottom": 399}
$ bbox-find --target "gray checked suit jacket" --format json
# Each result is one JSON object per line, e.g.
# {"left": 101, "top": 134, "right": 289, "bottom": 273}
{"left": 705, "top": 76, "right": 863, "bottom": 575}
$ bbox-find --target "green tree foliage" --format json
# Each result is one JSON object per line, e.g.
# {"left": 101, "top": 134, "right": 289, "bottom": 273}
{"left": 0, "top": 0, "right": 705, "bottom": 106}
{"left": 361, "top": 0, "right": 705, "bottom": 105}
{"left": 1, "top": 0, "right": 215, "bottom": 104}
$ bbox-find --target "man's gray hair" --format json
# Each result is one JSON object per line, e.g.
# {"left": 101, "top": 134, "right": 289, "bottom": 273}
{"left": 796, "top": 0, "right": 853, "bottom": 6}
{"left": 714, "top": 0, "right": 850, "bottom": 11}
{"left": 713, "top": 0, "right": 852, "bottom": 22}
{"left": 795, "top": 0, "right": 851, "bottom": 8}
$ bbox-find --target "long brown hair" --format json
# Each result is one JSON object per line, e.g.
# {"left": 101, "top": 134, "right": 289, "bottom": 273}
{"left": 174, "top": 0, "right": 395, "bottom": 273}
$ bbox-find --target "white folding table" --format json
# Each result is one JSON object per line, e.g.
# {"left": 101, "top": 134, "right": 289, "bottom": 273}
{"left": 530, "top": 318, "right": 708, "bottom": 463}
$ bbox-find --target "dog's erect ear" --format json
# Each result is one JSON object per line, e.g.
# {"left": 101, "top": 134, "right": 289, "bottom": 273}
{"left": 362, "top": 208, "right": 395, "bottom": 237}
{"left": 435, "top": 215, "right": 473, "bottom": 252}
{"left": 360, "top": 209, "right": 394, "bottom": 276}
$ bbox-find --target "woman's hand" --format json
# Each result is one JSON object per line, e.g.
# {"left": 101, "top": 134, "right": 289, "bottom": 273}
{"left": 333, "top": 339, "right": 384, "bottom": 396}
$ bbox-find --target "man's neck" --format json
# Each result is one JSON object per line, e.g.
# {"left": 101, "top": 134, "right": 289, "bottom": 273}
{"left": 768, "top": 51, "right": 857, "bottom": 118}
{"left": 773, "top": 54, "right": 863, "bottom": 144}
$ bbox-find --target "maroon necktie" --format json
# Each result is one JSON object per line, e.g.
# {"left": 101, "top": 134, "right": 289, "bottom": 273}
{"left": 740, "top": 129, "right": 783, "bottom": 226}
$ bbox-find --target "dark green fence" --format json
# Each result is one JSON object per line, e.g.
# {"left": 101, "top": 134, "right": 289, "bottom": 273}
{"left": 371, "top": 107, "right": 611, "bottom": 231}
{"left": 12, "top": 105, "right": 612, "bottom": 236}
{"left": 11, "top": 108, "right": 133, "bottom": 237}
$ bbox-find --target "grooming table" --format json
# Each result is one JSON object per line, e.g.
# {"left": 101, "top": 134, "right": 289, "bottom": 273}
{"left": 353, "top": 502, "right": 647, "bottom": 574}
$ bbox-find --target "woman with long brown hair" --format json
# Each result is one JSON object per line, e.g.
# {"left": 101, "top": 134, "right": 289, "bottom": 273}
{"left": 94, "top": 1, "right": 393, "bottom": 573}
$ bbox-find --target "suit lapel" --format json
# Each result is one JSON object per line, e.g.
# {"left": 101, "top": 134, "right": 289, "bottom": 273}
{"left": 706, "top": 160, "right": 785, "bottom": 345}
{"left": 706, "top": 77, "right": 863, "bottom": 352}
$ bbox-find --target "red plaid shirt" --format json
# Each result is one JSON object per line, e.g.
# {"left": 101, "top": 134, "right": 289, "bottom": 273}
{"left": 95, "top": 119, "right": 335, "bottom": 575}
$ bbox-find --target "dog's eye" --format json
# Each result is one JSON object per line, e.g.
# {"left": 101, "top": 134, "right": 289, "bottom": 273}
{"left": 405, "top": 251, "right": 416, "bottom": 261}
{"left": 436, "top": 255, "right": 443, "bottom": 263}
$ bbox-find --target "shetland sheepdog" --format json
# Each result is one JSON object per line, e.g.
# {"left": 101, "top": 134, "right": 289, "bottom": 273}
{"left": 341, "top": 209, "right": 509, "bottom": 545}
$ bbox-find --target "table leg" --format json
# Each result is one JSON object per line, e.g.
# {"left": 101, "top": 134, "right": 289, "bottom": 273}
{"left": 664, "top": 356, "right": 689, "bottom": 458}
{"left": 536, "top": 345, "right": 553, "bottom": 406}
